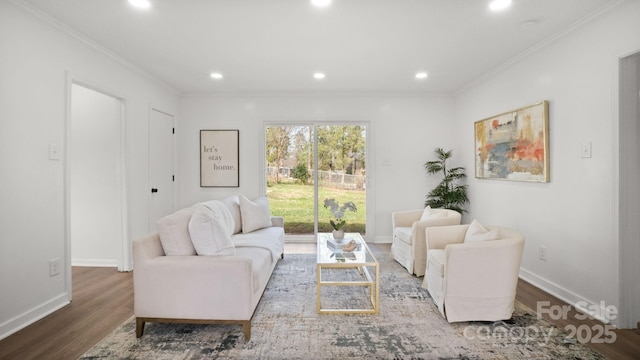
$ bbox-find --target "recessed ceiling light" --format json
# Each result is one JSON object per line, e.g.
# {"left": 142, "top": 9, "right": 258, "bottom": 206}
{"left": 313, "top": 73, "right": 326, "bottom": 80}
{"left": 311, "top": 0, "right": 332, "bottom": 7}
{"left": 489, "top": 0, "right": 511, "bottom": 12}
{"left": 129, "top": 0, "right": 151, "bottom": 9}
{"left": 415, "top": 72, "right": 428, "bottom": 80}
{"left": 210, "top": 73, "right": 223, "bottom": 79}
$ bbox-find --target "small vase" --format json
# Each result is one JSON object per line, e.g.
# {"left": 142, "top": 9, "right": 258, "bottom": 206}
{"left": 332, "top": 229, "right": 345, "bottom": 240}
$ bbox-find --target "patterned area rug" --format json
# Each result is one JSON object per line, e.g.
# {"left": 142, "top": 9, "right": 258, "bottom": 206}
{"left": 81, "top": 252, "right": 604, "bottom": 359}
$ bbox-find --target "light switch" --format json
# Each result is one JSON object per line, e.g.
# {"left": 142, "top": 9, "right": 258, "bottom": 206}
{"left": 49, "top": 144, "right": 60, "bottom": 160}
{"left": 581, "top": 141, "right": 592, "bottom": 158}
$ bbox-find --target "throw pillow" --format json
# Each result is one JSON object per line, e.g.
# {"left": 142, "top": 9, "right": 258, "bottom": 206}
{"left": 202, "top": 199, "right": 236, "bottom": 236}
{"left": 239, "top": 195, "right": 273, "bottom": 233}
{"left": 464, "top": 219, "right": 499, "bottom": 243}
{"left": 221, "top": 195, "right": 243, "bottom": 234}
{"left": 157, "top": 206, "right": 197, "bottom": 256}
{"left": 420, "top": 206, "right": 448, "bottom": 221}
{"left": 188, "top": 203, "right": 235, "bottom": 256}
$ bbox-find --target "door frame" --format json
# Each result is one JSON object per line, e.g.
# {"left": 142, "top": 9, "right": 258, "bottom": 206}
{"left": 64, "top": 72, "right": 129, "bottom": 300}
{"left": 148, "top": 106, "right": 176, "bottom": 232}
{"left": 262, "top": 121, "right": 374, "bottom": 242}
{"left": 615, "top": 49, "right": 640, "bottom": 329}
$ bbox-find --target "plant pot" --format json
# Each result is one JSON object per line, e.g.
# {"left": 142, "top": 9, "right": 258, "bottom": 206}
{"left": 332, "top": 229, "right": 345, "bottom": 240}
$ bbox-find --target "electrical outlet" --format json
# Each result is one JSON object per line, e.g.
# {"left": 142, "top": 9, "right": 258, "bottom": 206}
{"left": 49, "top": 258, "right": 61, "bottom": 277}
{"left": 538, "top": 246, "right": 547, "bottom": 261}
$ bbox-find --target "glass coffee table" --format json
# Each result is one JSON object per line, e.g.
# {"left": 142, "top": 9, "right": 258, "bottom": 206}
{"left": 316, "top": 232, "right": 379, "bottom": 314}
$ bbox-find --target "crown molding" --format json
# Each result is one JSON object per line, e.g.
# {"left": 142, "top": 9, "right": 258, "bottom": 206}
{"left": 180, "top": 90, "right": 454, "bottom": 99}
{"left": 10, "top": 0, "right": 180, "bottom": 95}
{"left": 454, "top": 0, "right": 626, "bottom": 96}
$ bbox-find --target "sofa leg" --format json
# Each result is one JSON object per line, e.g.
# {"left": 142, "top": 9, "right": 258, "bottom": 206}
{"left": 281, "top": 253, "right": 284, "bottom": 259}
{"left": 136, "top": 318, "right": 145, "bottom": 338}
{"left": 242, "top": 321, "right": 251, "bottom": 342}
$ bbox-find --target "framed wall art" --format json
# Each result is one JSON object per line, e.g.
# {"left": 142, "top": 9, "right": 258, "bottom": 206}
{"left": 200, "top": 130, "right": 239, "bottom": 187}
{"left": 474, "top": 100, "right": 549, "bottom": 182}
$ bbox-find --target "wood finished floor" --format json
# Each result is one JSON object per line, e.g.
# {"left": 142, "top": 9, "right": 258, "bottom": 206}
{"left": 0, "top": 243, "right": 638, "bottom": 359}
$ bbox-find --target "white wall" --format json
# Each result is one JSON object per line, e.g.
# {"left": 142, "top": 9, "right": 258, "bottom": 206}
{"left": 454, "top": 1, "right": 640, "bottom": 325}
{"left": 178, "top": 94, "right": 456, "bottom": 241}
{"left": 0, "top": 1, "right": 179, "bottom": 339}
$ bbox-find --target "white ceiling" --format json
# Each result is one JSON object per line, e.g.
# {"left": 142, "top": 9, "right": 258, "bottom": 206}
{"left": 21, "top": 0, "right": 622, "bottom": 94}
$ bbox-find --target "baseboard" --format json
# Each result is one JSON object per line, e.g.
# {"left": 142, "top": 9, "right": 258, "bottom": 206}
{"left": 71, "top": 258, "right": 118, "bottom": 267}
{"left": 519, "top": 268, "right": 614, "bottom": 324}
{"left": 373, "top": 235, "right": 392, "bottom": 244}
{"left": 0, "top": 293, "right": 69, "bottom": 341}
{"left": 284, "top": 235, "right": 393, "bottom": 244}
{"left": 284, "top": 235, "right": 315, "bottom": 243}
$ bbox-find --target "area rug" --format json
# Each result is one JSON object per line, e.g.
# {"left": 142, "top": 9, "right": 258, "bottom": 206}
{"left": 81, "top": 252, "right": 604, "bottom": 359}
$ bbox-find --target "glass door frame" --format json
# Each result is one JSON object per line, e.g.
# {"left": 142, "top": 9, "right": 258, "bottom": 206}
{"left": 262, "top": 121, "right": 373, "bottom": 243}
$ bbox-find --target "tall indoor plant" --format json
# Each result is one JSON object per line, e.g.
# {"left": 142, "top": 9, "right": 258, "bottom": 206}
{"left": 424, "top": 148, "right": 469, "bottom": 214}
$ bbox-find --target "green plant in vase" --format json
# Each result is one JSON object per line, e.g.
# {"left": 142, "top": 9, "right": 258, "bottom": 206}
{"left": 323, "top": 198, "right": 357, "bottom": 240}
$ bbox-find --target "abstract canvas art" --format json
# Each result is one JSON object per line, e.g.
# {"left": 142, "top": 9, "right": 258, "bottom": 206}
{"left": 475, "top": 101, "right": 549, "bottom": 182}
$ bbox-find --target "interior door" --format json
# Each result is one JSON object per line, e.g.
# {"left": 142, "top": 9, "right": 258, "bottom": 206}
{"left": 149, "top": 108, "right": 175, "bottom": 231}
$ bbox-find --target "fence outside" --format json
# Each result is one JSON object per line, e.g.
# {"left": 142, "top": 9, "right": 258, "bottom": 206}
{"left": 267, "top": 166, "right": 365, "bottom": 190}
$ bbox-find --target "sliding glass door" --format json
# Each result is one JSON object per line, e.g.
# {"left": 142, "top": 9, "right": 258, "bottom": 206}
{"left": 265, "top": 124, "right": 367, "bottom": 239}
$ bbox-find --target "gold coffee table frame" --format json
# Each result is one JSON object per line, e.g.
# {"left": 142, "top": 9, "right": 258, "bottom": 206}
{"left": 316, "top": 233, "right": 379, "bottom": 314}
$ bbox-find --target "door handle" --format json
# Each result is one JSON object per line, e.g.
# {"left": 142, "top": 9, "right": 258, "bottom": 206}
{"left": 151, "top": 188, "right": 158, "bottom": 193}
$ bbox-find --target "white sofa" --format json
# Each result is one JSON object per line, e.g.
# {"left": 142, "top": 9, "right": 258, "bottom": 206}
{"left": 133, "top": 195, "right": 284, "bottom": 342}
{"left": 391, "top": 208, "right": 462, "bottom": 276}
{"left": 423, "top": 222, "right": 524, "bottom": 322}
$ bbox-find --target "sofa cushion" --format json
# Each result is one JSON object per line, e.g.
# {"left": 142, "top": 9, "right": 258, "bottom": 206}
{"left": 420, "top": 206, "right": 448, "bottom": 221}
{"left": 188, "top": 203, "right": 235, "bottom": 256}
{"left": 239, "top": 195, "right": 273, "bottom": 233}
{"left": 221, "top": 195, "right": 243, "bottom": 235}
{"left": 233, "top": 226, "right": 285, "bottom": 259}
{"left": 464, "top": 219, "right": 498, "bottom": 243}
{"left": 427, "top": 249, "right": 446, "bottom": 277}
{"left": 157, "top": 206, "right": 197, "bottom": 256}
{"left": 394, "top": 227, "right": 413, "bottom": 245}
{"left": 233, "top": 226, "right": 285, "bottom": 246}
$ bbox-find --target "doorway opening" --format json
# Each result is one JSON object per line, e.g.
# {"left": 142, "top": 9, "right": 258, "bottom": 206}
{"left": 265, "top": 124, "right": 368, "bottom": 241}
{"left": 66, "top": 80, "right": 127, "bottom": 299}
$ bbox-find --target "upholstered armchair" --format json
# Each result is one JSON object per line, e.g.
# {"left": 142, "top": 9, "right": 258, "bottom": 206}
{"left": 391, "top": 207, "right": 462, "bottom": 276}
{"left": 423, "top": 222, "right": 525, "bottom": 322}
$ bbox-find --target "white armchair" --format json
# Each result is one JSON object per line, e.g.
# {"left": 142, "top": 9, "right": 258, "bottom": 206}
{"left": 391, "top": 208, "right": 461, "bottom": 276}
{"left": 422, "top": 224, "right": 525, "bottom": 322}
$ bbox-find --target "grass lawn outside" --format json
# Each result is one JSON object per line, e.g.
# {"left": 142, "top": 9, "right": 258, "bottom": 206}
{"left": 267, "top": 183, "right": 365, "bottom": 234}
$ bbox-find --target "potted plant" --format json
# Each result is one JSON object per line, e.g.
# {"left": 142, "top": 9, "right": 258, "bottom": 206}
{"left": 323, "top": 198, "right": 357, "bottom": 240}
{"left": 424, "top": 148, "right": 469, "bottom": 214}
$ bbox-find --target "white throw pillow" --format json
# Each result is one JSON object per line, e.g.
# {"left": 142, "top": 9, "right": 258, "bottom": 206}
{"left": 202, "top": 200, "right": 236, "bottom": 236}
{"left": 464, "top": 219, "right": 499, "bottom": 243}
{"left": 157, "top": 207, "right": 196, "bottom": 256}
{"left": 221, "top": 195, "right": 243, "bottom": 234}
{"left": 188, "top": 203, "right": 235, "bottom": 256}
{"left": 420, "top": 206, "right": 448, "bottom": 221}
{"left": 239, "top": 195, "right": 273, "bottom": 233}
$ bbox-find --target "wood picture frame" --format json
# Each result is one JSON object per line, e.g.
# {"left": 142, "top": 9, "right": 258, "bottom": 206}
{"left": 474, "top": 101, "right": 550, "bottom": 182}
{"left": 200, "top": 130, "right": 239, "bottom": 187}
